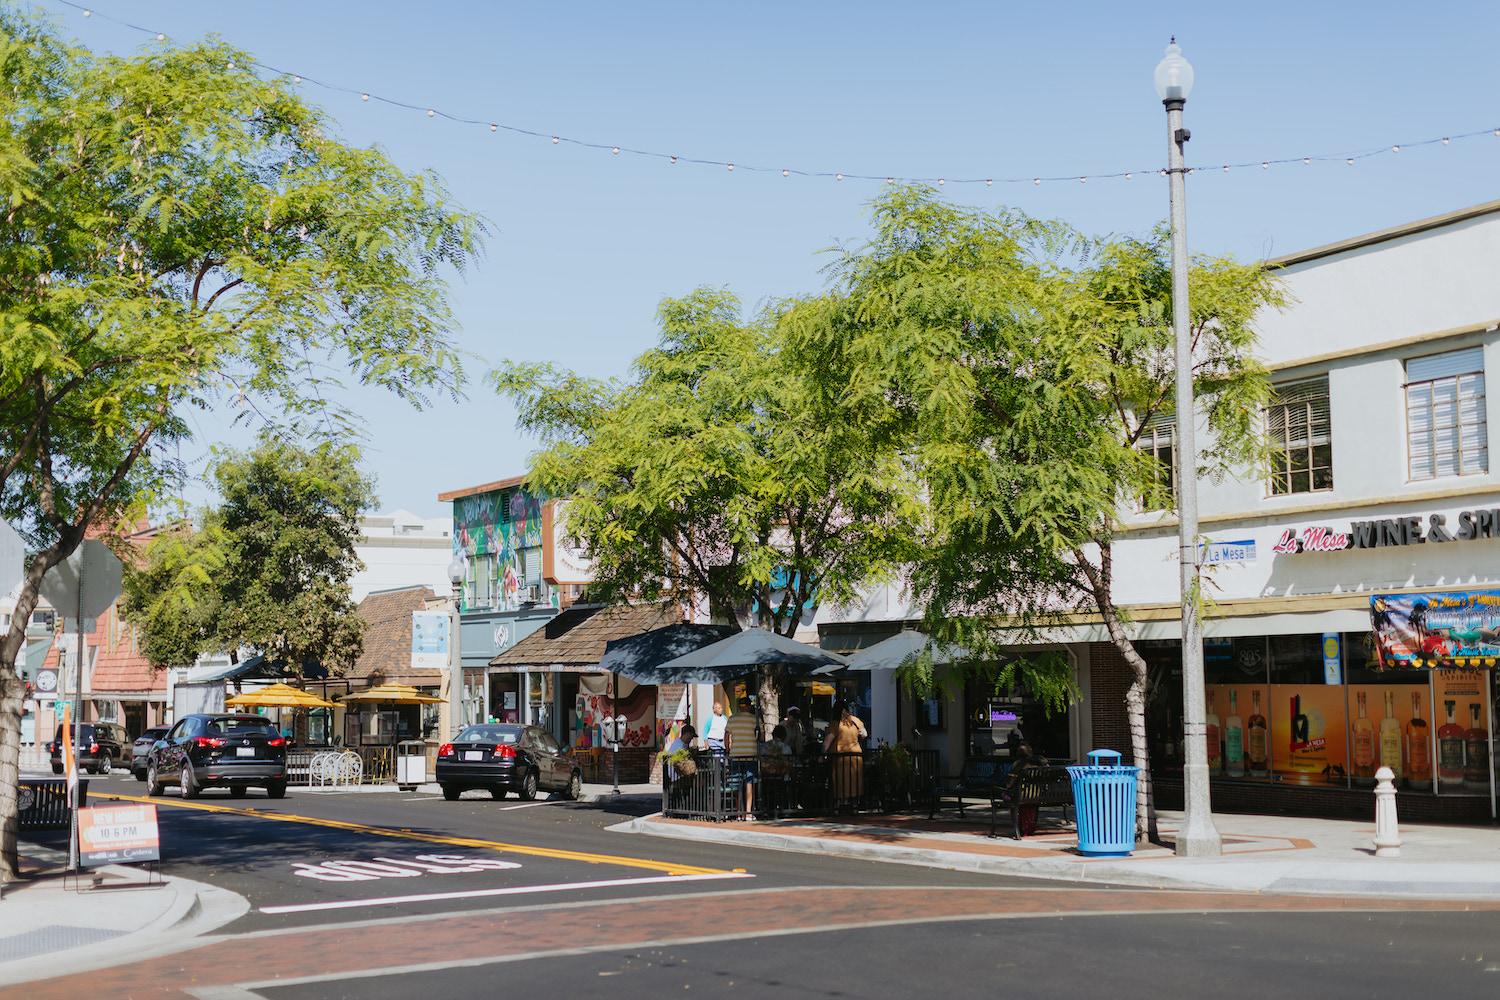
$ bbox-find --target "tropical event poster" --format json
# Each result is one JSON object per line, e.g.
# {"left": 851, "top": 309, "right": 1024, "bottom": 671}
{"left": 1370, "top": 591, "right": 1500, "bottom": 669}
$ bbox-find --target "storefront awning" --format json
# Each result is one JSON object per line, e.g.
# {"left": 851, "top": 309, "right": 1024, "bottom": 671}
{"left": 1045, "top": 607, "right": 1373, "bottom": 645}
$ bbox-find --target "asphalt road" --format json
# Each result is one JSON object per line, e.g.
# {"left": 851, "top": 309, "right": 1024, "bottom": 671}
{"left": 27, "top": 772, "right": 1500, "bottom": 999}
{"left": 71, "top": 772, "right": 1070, "bottom": 935}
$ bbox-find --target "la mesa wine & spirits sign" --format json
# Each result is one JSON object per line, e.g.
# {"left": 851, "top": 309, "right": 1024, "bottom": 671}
{"left": 1273, "top": 507, "right": 1500, "bottom": 555}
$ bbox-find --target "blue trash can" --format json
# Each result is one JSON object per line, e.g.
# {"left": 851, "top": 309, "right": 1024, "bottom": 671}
{"left": 1066, "top": 749, "right": 1138, "bottom": 857}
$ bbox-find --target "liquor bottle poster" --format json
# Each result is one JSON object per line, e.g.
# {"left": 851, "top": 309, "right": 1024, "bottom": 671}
{"left": 1268, "top": 684, "right": 1348, "bottom": 785}
{"left": 1347, "top": 683, "right": 1423, "bottom": 789}
{"left": 1431, "top": 669, "right": 1491, "bottom": 795}
{"left": 1203, "top": 685, "right": 1272, "bottom": 782}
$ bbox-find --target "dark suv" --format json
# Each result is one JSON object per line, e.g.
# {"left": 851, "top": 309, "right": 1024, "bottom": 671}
{"left": 146, "top": 714, "right": 288, "bottom": 798}
{"left": 131, "top": 726, "right": 170, "bottom": 780}
{"left": 48, "top": 722, "right": 128, "bottom": 775}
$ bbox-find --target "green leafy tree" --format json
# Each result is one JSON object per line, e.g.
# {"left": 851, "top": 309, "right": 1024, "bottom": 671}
{"left": 785, "top": 186, "right": 1287, "bottom": 838}
{"left": 122, "top": 437, "right": 375, "bottom": 675}
{"left": 491, "top": 287, "right": 923, "bottom": 732}
{"left": 0, "top": 10, "right": 483, "bottom": 879}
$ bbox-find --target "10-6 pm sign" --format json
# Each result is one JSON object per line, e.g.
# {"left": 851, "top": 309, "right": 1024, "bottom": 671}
{"left": 78, "top": 804, "right": 161, "bottom": 865}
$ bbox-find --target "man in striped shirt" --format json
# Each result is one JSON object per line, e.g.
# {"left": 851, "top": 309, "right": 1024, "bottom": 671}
{"left": 725, "top": 697, "right": 760, "bottom": 820}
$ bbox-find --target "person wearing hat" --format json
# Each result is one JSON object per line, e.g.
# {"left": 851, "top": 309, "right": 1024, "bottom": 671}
{"left": 781, "top": 705, "right": 809, "bottom": 756}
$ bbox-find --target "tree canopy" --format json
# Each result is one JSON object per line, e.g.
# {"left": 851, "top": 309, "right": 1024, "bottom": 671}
{"left": 491, "top": 286, "right": 923, "bottom": 727}
{"left": 122, "top": 436, "right": 374, "bottom": 675}
{"left": 784, "top": 185, "right": 1287, "bottom": 834}
{"left": 0, "top": 9, "right": 484, "bottom": 879}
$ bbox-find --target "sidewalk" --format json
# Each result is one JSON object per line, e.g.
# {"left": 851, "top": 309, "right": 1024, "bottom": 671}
{"left": 0, "top": 841, "right": 247, "bottom": 987}
{"left": 614, "top": 806, "right": 1500, "bottom": 898}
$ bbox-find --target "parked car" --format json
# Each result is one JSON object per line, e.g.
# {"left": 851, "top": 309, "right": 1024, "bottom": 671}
{"left": 436, "top": 724, "right": 581, "bottom": 801}
{"left": 131, "top": 726, "right": 171, "bottom": 781}
{"left": 47, "top": 721, "right": 128, "bottom": 775}
{"left": 146, "top": 713, "right": 288, "bottom": 799}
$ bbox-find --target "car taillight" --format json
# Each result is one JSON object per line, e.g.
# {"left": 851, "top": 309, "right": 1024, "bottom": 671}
{"left": 493, "top": 745, "right": 515, "bottom": 758}
{"left": 89, "top": 743, "right": 99, "bottom": 753}
{"left": 438, "top": 743, "right": 454, "bottom": 757}
{"left": 267, "top": 737, "right": 286, "bottom": 748}
{"left": 193, "top": 737, "right": 229, "bottom": 748}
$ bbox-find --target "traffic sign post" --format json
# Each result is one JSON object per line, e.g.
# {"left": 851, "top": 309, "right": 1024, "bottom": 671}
{"left": 39, "top": 540, "right": 124, "bottom": 872}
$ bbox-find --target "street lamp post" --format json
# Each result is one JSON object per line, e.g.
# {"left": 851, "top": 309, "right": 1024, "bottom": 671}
{"left": 447, "top": 556, "right": 467, "bottom": 743}
{"left": 1155, "top": 38, "right": 1222, "bottom": 858}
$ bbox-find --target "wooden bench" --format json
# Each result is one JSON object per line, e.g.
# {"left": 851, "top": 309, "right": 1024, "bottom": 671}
{"left": 929, "top": 757, "right": 1011, "bottom": 819}
{"left": 990, "top": 766, "right": 1074, "bottom": 839}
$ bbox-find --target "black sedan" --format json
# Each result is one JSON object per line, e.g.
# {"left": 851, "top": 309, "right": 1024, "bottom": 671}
{"left": 146, "top": 713, "right": 288, "bottom": 798}
{"left": 436, "top": 724, "right": 581, "bottom": 801}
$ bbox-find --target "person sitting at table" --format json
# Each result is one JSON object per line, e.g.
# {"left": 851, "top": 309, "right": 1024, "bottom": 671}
{"left": 663, "top": 723, "right": 698, "bottom": 806}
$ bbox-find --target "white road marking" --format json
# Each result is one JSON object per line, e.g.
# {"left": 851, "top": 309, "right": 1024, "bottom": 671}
{"left": 497, "top": 799, "right": 562, "bottom": 810}
{"left": 258, "top": 871, "right": 754, "bottom": 914}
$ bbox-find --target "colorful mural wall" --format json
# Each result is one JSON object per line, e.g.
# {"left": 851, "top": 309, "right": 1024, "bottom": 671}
{"left": 452, "top": 487, "right": 555, "bottom": 610}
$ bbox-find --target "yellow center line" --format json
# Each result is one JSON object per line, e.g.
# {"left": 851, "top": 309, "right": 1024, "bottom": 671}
{"left": 105, "top": 793, "right": 726, "bottom": 876}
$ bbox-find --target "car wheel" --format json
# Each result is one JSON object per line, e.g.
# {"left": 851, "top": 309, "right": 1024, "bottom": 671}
{"left": 133, "top": 763, "right": 147, "bottom": 781}
{"left": 565, "top": 770, "right": 582, "bottom": 800}
{"left": 51, "top": 763, "right": 62, "bottom": 775}
{"left": 490, "top": 786, "right": 507, "bottom": 800}
{"left": 442, "top": 785, "right": 461, "bottom": 801}
{"left": 517, "top": 770, "right": 538, "bottom": 801}
{"left": 180, "top": 763, "right": 199, "bottom": 798}
{"left": 146, "top": 762, "right": 164, "bottom": 796}
{"left": 266, "top": 781, "right": 287, "bottom": 800}
{"left": 229, "top": 785, "right": 248, "bottom": 798}
{"left": 95, "top": 756, "right": 111, "bottom": 775}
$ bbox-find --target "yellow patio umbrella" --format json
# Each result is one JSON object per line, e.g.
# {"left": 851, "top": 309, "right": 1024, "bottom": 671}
{"left": 225, "top": 682, "right": 336, "bottom": 709}
{"left": 339, "top": 683, "right": 446, "bottom": 706}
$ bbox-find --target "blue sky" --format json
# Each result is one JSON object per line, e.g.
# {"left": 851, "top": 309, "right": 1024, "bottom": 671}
{"left": 40, "top": 1, "right": 1500, "bottom": 517}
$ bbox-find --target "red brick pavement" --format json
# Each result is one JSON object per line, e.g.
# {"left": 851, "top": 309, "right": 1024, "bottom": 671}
{"left": 19, "top": 886, "right": 1500, "bottom": 998}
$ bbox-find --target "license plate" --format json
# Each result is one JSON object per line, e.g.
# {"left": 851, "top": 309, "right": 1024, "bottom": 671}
{"left": 464, "top": 751, "right": 483, "bottom": 761}
{"left": 236, "top": 747, "right": 255, "bottom": 757}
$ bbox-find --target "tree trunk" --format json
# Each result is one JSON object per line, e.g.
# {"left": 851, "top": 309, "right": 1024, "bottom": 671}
{"left": 0, "top": 666, "right": 27, "bottom": 882}
{"left": 756, "top": 664, "right": 784, "bottom": 742}
{"left": 1076, "top": 545, "right": 1159, "bottom": 844}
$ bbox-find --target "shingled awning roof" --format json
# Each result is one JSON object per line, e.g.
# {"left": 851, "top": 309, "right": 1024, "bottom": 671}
{"left": 350, "top": 585, "right": 444, "bottom": 687}
{"left": 489, "top": 602, "right": 682, "bottom": 672}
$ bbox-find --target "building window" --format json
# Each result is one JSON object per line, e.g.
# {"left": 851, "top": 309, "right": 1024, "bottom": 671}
{"left": 469, "top": 552, "right": 499, "bottom": 608}
{"left": 1135, "top": 419, "right": 1174, "bottom": 509}
{"left": 1267, "top": 377, "right": 1332, "bottom": 495}
{"left": 1406, "top": 346, "right": 1487, "bottom": 481}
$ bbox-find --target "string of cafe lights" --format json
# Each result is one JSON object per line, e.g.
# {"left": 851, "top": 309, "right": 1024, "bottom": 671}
{"left": 52, "top": 0, "right": 1500, "bottom": 188}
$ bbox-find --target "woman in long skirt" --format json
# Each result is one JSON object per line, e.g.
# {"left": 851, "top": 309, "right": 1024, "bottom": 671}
{"left": 823, "top": 700, "right": 867, "bottom": 811}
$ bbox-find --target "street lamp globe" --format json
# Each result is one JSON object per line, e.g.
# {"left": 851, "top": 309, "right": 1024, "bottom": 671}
{"left": 1154, "top": 39, "right": 1194, "bottom": 102}
{"left": 447, "top": 555, "right": 466, "bottom": 595}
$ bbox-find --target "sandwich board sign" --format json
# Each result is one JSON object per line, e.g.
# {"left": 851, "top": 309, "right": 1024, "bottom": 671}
{"left": 78, "top": 803, "right": 161, "bottom": 865}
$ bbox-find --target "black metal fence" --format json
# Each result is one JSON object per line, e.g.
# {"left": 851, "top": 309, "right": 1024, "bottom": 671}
{"left": 661, "top": 748, "right": 939, "bottom": 821}
{"left": 17, "top": 778, "right": 88, "bottom": 829}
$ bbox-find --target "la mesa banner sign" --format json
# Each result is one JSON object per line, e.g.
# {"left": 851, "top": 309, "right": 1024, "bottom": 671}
{"left": 1273, "top": 508, "right": 1500, "bottom": 555}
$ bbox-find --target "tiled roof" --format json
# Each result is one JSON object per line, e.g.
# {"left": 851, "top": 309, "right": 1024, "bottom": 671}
{"left": 90, "top": 637, "right": 164, "bottom": 695}
{"left": 351, "top": 586, "right": 445, "bottom": 686}
{"left": 490, "top": 602, "right": 682, "bottom": 668}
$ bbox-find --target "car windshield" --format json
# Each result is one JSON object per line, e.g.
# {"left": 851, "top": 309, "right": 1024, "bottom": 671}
{"left": 456, "top": 726, "right": 520, "bottom": 744}
{"left": 208, "top": 718, "right": 279, "bottom": 737}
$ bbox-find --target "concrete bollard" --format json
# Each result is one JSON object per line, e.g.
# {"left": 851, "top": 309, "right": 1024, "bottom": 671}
{"left": 1372, "top": 765, "right": 1402, "bottom": 858}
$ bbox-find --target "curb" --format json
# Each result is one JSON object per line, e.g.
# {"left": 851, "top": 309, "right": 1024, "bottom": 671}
{"left": 609, "top": 814, "right": 1201, "bottom": 889}
{"left": 611, "top": 815, "right": 1500, "bottom": 898}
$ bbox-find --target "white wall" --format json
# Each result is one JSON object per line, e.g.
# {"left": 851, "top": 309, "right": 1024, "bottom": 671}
{"left": 352, "top": 509, "right": 454, "bottom": 603}
{"left": 1253, "top": 213, "right": 1500, "bottom": 362}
